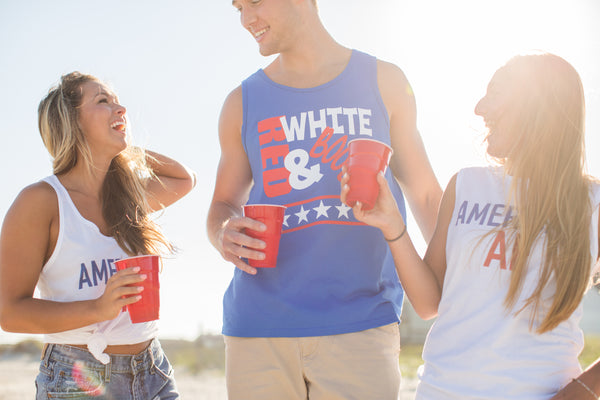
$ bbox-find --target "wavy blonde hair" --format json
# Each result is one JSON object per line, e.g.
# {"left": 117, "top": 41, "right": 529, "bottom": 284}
{"left": 490, "top": 53, "right": 593, "bottom": 333}
{"left": 38, "top": 72, "right": 173, "bottom": 256}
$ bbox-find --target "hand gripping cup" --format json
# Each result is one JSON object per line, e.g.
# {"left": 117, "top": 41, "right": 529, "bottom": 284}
{"left": 114, "top": 255, "right": 160, "bottom": 323}
{"left": 243, "top": 204, "right": 286, "bottom": 268}
{"left": 345, "top": 138, "right": 393, "bottom": 210}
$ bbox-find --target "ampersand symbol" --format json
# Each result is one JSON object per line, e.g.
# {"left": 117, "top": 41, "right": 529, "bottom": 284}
{"left": 285, "top": 149, "right": 324, "bottom": 190}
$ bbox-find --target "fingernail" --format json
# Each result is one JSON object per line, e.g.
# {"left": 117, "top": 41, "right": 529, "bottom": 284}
{"left": 137, "top": 286, "right": 145, "bottom": 292}
{"left": 140, "top": 274, "right": 147, "bottom": 280}
{"left": 133, "top": 267, "right": 141, "bottom": 272}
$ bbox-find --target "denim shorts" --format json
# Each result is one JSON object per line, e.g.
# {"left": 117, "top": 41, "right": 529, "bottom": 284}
{"left": 35, "top": 338, "right": 179, "bottom": 399}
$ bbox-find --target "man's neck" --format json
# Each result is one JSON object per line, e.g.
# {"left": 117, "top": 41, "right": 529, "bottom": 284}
{"left": 264, "top": 38, "right": 352, "bottom": 89}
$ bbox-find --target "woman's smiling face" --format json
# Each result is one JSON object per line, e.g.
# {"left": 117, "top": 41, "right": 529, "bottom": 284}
{"left": 77, "top": 81, "right": 128, "bottom": 158}
{"left": 475, "top": 68, "right": 519, "bottom": 159}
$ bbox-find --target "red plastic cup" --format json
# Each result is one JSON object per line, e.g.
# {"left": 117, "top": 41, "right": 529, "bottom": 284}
{"left": 242, "top": 204, "right": 286, "bottom": 268}
{"left": 114, "top": 255, "right": 160, "bottom": 323}
{"left": 345, "top": 138, "right": 393, "bottom": 210}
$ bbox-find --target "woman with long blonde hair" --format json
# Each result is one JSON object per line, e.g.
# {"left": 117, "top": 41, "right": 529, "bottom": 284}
{"left": 341, "top": 53, "right": 600, "bottom": 399}
{"left": 0, "top": 72, "right": 195, "bottom": 399}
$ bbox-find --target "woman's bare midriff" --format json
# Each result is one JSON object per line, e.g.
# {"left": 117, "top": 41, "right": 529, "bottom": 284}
{"left": 67, "top": 339, "right": 153, "bottom": 355}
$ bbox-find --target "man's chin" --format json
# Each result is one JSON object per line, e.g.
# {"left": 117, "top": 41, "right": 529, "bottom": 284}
{"left": 258, "top": 45, "right": 277, "bottom": 57}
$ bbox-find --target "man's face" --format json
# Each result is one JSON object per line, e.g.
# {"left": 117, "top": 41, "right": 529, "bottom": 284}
{"left": 232, "top": 0, "right": 299, "bottom": 56}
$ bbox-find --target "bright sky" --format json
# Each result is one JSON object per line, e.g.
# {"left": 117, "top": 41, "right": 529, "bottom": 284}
{"left": 1, "top": 0, "right": 599, "bottom": 344}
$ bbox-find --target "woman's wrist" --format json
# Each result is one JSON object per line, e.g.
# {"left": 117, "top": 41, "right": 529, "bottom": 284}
{"left": 384, "top": 223, "right": 407, "bottom": 242}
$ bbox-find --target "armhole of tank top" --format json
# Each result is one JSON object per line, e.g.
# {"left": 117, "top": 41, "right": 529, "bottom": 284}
{"left": 240, "top": 79, "right": 249, "bottom": 156}
{"left": 369, "top": 54, "right": 391, "bottom": 132}
{"left": 593, "top": 182, "right": 600, "bottom": 210}
{"left": 41, "top": 178, "right": 65, "bottom": 272}
{"left": 449, "top": 168, "right": 468, "bottom": 223}
{"left": 455, "top": 168, "right": 466, "bottom": 196}
{"left": 593, "top": 206, "right": 600, "bottom": 263}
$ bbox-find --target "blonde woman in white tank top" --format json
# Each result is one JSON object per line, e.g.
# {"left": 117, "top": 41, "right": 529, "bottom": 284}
{"left": 341, "top": 53, "right": 600, "bottom": 399}
{"left": 0, "top": 72, "right": 196, "bottom": 399}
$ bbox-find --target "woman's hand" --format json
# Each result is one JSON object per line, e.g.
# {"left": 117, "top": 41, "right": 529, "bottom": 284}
{"left": 144, "top": 150, "right": 196, "bottom": 211}
{"left": 92, "top": 267, "right": 146, "bottom": 322}
{"left": 340, "top": 167, "right": 406, "bottom": 240}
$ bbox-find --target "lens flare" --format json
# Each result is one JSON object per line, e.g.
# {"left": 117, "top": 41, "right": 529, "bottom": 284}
{"left": 72, "top": 361, "right": 105, "bottom": 396}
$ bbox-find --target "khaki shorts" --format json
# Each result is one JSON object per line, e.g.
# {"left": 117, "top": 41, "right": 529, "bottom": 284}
{"left": 224, "top": 323, "right": 401, "bottom": 400}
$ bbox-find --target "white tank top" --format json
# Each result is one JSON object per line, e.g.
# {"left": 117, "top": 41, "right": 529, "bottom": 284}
{"left": 38, "top": 175, "right": 158, "bottom": 363}
{"left": 416, "top": 166, "right": 600, "bottom": 400}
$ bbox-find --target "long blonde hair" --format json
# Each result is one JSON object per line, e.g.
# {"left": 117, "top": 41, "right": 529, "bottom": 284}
{"left": 38, "top": 72, "right": 173, "bottom": 256}
{"left": 493, "top": 53, "right": 592, "bottom": 333}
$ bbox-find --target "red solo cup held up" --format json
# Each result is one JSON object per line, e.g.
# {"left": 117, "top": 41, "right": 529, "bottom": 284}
{"left": 345, "top": 138, "right": 393, "bottom": 210}
{"left": 242, "top": 204, "right": 286, "bottom": 268}
{"left": 114, "top": 255, "right": 160, "bottom": 324}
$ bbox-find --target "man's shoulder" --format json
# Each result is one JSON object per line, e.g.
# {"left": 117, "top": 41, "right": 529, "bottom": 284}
{"left": 375, "top": 59, "right": 408, "bottom": 82}
{"left": 219, "top": 85, "right": 243, "bottom": 129}
{"left": 344, "top": 49, "right": 409, "bottom": 89}
{"left": 375, "top": 58, "right": 412, "bottom": 110}
{"left": 226, "top": 83, "right": 243, "bottom": 97}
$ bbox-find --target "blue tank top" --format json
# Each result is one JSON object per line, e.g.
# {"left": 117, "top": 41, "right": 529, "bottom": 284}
{"left": 222, "top": 50, "right": 406, "bottom": 337}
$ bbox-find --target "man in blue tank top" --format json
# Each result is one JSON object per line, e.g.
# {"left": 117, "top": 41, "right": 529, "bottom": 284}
{"left": 207, "top": 1, "right": 442, "bottom": 398}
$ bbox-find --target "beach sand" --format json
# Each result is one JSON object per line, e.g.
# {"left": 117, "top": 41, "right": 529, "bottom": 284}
{"left": 0, "top": 355, "right": 417, "bottom": 399}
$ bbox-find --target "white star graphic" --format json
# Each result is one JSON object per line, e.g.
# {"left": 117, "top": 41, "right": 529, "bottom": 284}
{"left": 283, "top": 214, "right": 291, "bottom": 227}
{"left": 313, "top": 200, "right": 331, "bottom": 219}
{"left": 336, "top": 203, "right": 352, "bottom": 219}
{"left": 295, "top": 205, "right": 310, "bottom": 224}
